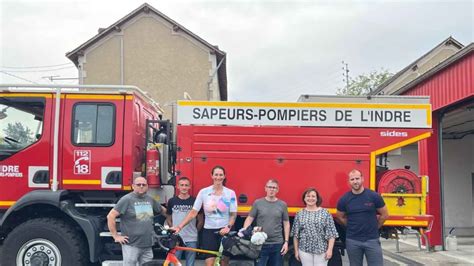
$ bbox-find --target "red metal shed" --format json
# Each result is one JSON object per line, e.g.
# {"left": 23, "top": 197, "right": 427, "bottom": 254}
{"left": 374, "top": 43, "right": 474, "bottom": 248}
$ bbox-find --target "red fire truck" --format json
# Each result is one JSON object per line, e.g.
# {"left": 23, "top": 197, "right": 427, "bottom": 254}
{"left": 0, "top": 84, "right": 433, "bottom": 265}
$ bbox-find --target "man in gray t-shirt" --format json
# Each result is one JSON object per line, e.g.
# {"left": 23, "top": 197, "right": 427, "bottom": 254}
{"left": 243, "top": 179, "right": 290, "bottom": 266}
{"left": 107, "top": 176, "right": 166, "bottom": 265}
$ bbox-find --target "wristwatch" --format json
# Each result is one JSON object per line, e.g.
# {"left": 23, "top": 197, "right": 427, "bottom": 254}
{"left": 226, "top": 224, "right": 232, "bottom": 229}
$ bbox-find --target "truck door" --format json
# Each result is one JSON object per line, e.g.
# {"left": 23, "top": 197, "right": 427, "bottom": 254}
{"left": 61, "top": 95, "right": 125, "bottom": 190}
{"left": 0, "top": 95, "right": 52, "bottom": 207}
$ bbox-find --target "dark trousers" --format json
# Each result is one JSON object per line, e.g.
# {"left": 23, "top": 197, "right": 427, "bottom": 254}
{"left": 255, "top": 243, "right": 283, "bottom": 266}
{"left": 345, "top": 238, "right": 383, "bottom": 266}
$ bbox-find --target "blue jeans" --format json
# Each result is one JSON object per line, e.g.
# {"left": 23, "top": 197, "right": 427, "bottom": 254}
{"left": 255, "top": 243, "right": 283, "bottom": 266}
{"left": 345, "top": 238, "right": 383, "bottom": 266}
{"left": 174, "top": 241, "right": 197, "bottom": 266}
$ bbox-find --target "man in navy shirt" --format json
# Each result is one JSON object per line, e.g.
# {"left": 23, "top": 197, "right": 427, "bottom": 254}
{"left": 336, "top": 169, "right": 388, "bottom": 266}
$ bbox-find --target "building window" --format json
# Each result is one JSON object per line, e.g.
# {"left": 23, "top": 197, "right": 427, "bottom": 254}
{"left": 72, "top": 103, "right": 115, "bottom": 146}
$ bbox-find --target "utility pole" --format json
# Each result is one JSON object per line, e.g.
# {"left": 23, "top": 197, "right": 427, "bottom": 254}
{"left": 342, "top": 61, "right": 350, "bottom": 91}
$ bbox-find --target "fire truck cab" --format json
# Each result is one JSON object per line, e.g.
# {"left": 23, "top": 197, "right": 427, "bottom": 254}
{"left": 0, "top": 84, "right": 173, "bottom": 265}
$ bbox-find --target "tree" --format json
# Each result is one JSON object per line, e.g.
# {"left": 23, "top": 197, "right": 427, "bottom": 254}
{"left": 3, "top": 122, "right": 34, "bottom": 144}
{"left": 336, "top": 69, "right": 393, "bottom": 96}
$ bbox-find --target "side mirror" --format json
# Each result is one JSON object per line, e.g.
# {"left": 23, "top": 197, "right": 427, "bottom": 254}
{"left": 0, "top": 107, "right": 9, "bottom": 120}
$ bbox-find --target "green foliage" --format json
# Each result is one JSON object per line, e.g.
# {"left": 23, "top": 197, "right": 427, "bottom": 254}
{"left": 337, "top": 69, "right": 393, "bottom": 96}
{"left": 3, "top": 122, "right": 34, "bottom": 144}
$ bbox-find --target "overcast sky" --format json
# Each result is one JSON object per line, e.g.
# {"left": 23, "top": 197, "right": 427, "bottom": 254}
{"left": 0, "top": 0, "right": 472, "bottom": 101}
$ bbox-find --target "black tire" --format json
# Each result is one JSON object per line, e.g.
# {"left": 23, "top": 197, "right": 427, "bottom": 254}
{"left": 2, "top": 217, "right": 88, "bottom": 266}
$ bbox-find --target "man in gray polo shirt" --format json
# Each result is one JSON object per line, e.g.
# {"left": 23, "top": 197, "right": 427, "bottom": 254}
{"left": 243, "top": 179, "right": 290, "bottom": 266}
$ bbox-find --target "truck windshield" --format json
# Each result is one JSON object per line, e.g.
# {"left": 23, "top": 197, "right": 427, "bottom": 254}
{"left": 0, "top": 97, "right": 45, "bottom": 160}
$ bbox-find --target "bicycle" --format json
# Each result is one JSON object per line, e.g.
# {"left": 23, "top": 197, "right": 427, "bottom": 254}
{"left": 154, "top": 224, "right": 228, "bottom": 266}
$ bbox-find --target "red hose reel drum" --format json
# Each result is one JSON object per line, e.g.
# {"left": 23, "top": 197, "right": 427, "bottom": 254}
{"left": 377, "top": 169, "right": 421, "bottom": 194}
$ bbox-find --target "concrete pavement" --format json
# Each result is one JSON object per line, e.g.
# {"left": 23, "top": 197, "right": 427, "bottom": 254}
{"left": 2, "top": 235, "right": 473, "bottom": 265}
{"left": 136, "top": 236, "right": 474, "bottom": 265}
{"left": 380, "top": 235, "right": 474, "bottom": 265}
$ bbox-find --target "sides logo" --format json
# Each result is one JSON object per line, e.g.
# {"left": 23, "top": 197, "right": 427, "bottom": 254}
{"left": 380, "top": 131, "right": 408, "bottom": 137}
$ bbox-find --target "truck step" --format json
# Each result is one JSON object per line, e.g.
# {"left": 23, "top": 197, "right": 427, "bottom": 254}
{"left": 102, "top": 259, "right": 253, "bottom": 265}
{"left": 102, "top": 261, "right": 123, "bottom": 266}
{"left": 75, "top": 203, "right": 116, "bottom": 208}
{"left": 100, "top": 223, "right": 159, "bottom": 237}
{"left": 100, "top": 232, "right": 122, "bottom": 237}
{"left": 102, "top": 260, "right": 166, "bottom": 266}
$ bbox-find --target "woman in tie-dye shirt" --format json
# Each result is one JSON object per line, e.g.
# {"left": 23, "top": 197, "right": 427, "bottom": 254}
{"left": 175, "top": 165, "right": 237, "bottom": 266}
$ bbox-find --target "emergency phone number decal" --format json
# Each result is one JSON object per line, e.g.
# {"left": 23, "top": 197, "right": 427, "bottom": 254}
{"left": 74, "top": 150, "right": 91, "bottom": 175}
{"left": 177, "top": 101, "right": 431, "bottom": 128}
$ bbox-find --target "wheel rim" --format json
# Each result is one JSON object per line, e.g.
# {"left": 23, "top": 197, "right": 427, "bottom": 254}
{"left": 16, "top": 238, "right": 62, "bottom": 266}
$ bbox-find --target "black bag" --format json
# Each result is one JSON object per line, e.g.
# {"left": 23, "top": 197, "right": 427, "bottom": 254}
{"left": 222, "top": 236, "right": 262, "bottom": 259}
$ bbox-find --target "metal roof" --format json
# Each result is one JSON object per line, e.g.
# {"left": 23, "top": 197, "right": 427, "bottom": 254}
{"left": 401, "top": 43, "right": 473, "bottom": 111}
{"left": 371, "top": 37, "right": 464, "bottom": 96}
{"left": 0, "top": 83, "right": 164, "bottom": 113}
{"left": 298, "top": 94, "right": 430, "bottom": 104}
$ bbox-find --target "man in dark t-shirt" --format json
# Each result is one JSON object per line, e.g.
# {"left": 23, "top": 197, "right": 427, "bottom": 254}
{"left": 336, "top": 169, "right": 388, "bottom": 266}
{"left": 166, "top": 177, "right": 203, "bottom": 266}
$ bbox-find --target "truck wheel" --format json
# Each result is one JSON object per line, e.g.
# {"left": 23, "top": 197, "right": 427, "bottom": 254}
{"left": 2, "top": 217, "right": 88, "bottom": 266}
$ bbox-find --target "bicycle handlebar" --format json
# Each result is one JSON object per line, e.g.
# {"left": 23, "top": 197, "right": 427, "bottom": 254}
{"left": 215, "top": 230, "right": 238, "bottom": 237}
{"left": 153, "top": 223, "right": 177, "bottom": 252}
{"left": 153, "top": 223, "right": 240, "bottom": 253}
{"left": 153, "top": 234, "right": 170, "bottom": 251}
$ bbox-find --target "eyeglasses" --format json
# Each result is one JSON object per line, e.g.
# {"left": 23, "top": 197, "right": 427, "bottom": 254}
{"left": 134, "top": 183, "right": 148, "bottom": 187}
{"left": 266, "top": 186, "right": 278, "bottom": 190}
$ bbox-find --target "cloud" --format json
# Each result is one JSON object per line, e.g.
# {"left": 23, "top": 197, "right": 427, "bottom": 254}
{"left": 0, "top": 0, "right": 472, "bottom": 98}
